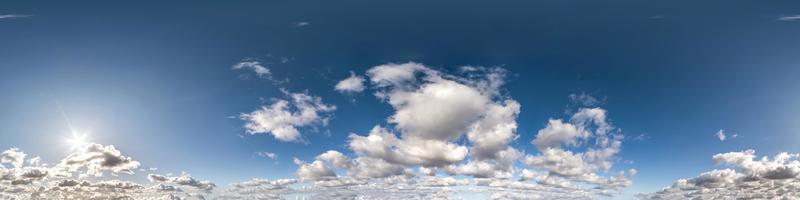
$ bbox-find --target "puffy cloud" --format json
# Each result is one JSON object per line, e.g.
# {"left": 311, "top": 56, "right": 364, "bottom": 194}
{"left": 349, "top": 126, "right": 469, "bottom": 167}
{"left": 316, "top": 150, "right": 353, "bottom": 170}
{"left": 240, "top": 91, "right": 336, "bottom": 142}
{"left": 57, "top": 143, "right": 141, "bottom": 177}
{"left": 347, "top": 63, "right": 521, "bottom": 174}
{"left": 366, "top": 62, "right": 431, "bottom": 88}
{"left": 1, "top": 148, "right": 26, "bottom": 168}
{"left": 524, "top": 106, "right": 634, "bottom": 194}
{"left": 148, "top": 173, "right": 216, "bottom": 192}
{"left": 640, "top": 150, "right": 800, "bottom": 199}
{"left": 232, "top": 60, "right": 271, "bottom": 77}
{"left": 0, "top": 145, "right": 213, "bottom": 199}
{"left": 466, "top": 100, "right": 520, "bottom": 160}
{"left": 294, "top": 158, "right": 336, "bottom": 181}
{"left": 334, "top": 72, "right": 366, "bottom": 93}
{"left": 531, "top": 119, "right": 587, "bottom": 150}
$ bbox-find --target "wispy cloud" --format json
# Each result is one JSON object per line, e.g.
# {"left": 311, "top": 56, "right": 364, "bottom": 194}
{"left": 256, "top": 151, "right": 278, "bottom": 160}
{"left": 778, "top": 15, "right": 800, "bottom": 21}
{"left": 294, "top": 22, "right": 310, "bottom": 27}
{"left": 0, "top": 14, "right": 33, "bottom": 20}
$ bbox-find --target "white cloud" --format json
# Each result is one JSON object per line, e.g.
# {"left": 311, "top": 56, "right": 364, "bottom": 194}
{"left": 334, "top": 71, "right": 366, "bottom": 93}
{"left": 57, "top": 143, "right": 141, "bottom": 177}
{"left": 366, "top": 62, "right": 432, "bottom": 88}
{"left": 0, "top": 145, "right": 214, "bottom": 199}
{"left": 524, "top": 106, "right": 634, "bottom": 192}
{"left": 640, "top": 150, "right": 800, "bottom": 199}
{"left": 532, "top": 119, "right": 587, "bottom": 150}
{"left": 148, "top": 173, "right": 216, "bottom": 192}
{"left": 1, "top": 148, "right": 26, "bottom": 168}
{"left": 2, "top": 62, "right": 639, "bottom": 199}
{"left": 240, "top": 91, "right": 336, "bottom": 142}
{"left": 778, "top": 15, "right": 800, "bottom": 21}
{"left": 232, "top": 60, "right": 271, "bottom": 77}
{"left": 294, "top": 158, "right": 336, "bottom": 181}
{"left": 256, "top": 151, "right": 278, "bottom": 160}
{"left": 716, "top": 129, "right": 726, "bottom": 141}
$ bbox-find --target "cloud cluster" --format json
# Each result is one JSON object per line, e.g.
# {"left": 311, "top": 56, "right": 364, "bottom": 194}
{"left": 0, "top": 143, "right": 215, "bottom": 199}
{"left": 274, "top": 62, "right": 636, "bottom": 199}
{"left": 639, "top": 150, "right": 800, "bottom": 199}
{"left": 3, "top": 62, "right": 637, "bottom": 199}
{"left": 240, "top": 90, "right": 336, "bottom": 142}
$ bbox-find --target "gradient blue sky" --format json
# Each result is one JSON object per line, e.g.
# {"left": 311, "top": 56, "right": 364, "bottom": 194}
{"left": 2, "top": 0, "right": 800, "bottom": 198}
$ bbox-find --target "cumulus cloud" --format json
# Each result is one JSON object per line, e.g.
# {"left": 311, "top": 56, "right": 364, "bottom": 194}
{"left": 240, "top": 90, "right": 336, "bottom": 142}
{"left": 640, "top": 150, "right": 800, "bottom": 199}
{"left": 0, "top": 145, "right": 215, "bottom": 199}
{"left": 57, "top": 143, "right": 141, "bottom": 177}
{"left": 3, "top": 62, "right": 638, "bottom": 199}
{"left": 1, "top": 148, "right": 26, "bottom": 168}
{"left": 334, "top": 71, "right": 366, "bottom": 93}
{"left": 275, "top": 63, "right": 634, "bottom": 199}
{"left": 523, "top": 106, "right": 634, "bottom": 193}
{"left": 148, "top": 173, "right": 216, "bottom": 192}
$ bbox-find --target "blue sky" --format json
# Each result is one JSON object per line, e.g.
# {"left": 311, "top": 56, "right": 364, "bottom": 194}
{"left": 2, "top": 1, "right": 800, "bottom": 199}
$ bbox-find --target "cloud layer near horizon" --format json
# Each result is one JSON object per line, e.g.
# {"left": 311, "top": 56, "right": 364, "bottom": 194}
{"left": 639, "top": 150, "right": 800, "bottom": 199}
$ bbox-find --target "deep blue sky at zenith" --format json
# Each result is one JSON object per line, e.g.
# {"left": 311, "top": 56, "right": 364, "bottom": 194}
{"left": 1, "top": 0, "right": 800, "bottom": 198}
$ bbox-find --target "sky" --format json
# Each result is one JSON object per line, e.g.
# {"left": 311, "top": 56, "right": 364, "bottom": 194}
{"left": 1, "top": 0, "right": 800, "bottom": 199}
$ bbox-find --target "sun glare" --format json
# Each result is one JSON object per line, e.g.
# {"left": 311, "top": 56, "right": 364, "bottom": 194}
{"left": 66, "top": 131, "right": 89, "bottom": 151}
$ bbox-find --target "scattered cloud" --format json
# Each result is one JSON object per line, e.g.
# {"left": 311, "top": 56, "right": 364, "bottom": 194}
{"left": 569, "top": 93, "right": 601, "bottom": 107}
{"left": 716, "top": 129, "right": 738, "bottom": 141}
{"left": 3, "top": 63, "right": 638, "bottom": 199}
{"left": 232, "top": 59, "right": 271, "bottom": 77}
{"left": 239, "top": 90, "right": 336, "bottom": 142}
{"left": 334, "top": 71, "right": 366, "bottom": 93}
{"left": 716, "top": 129, "right": 727, "bottom": 141}
{"left": 256, "top": 152, "right": 278, "bottom": 160}
{"left": 148, "top": 173, "right": 216, "bottom": 192}
{"left": 281, "top": 63, "right": 634, "bottom": 198}
{"left": 778, "top": 15, "right": 800, "bottom": 21}
{"left": 639, "top": 150, "right": 800, "bottom": 199}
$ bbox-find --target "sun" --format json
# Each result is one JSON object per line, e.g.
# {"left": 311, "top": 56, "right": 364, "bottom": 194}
{"left": 66, "top": 131, "right": 89, "bottom": 151}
